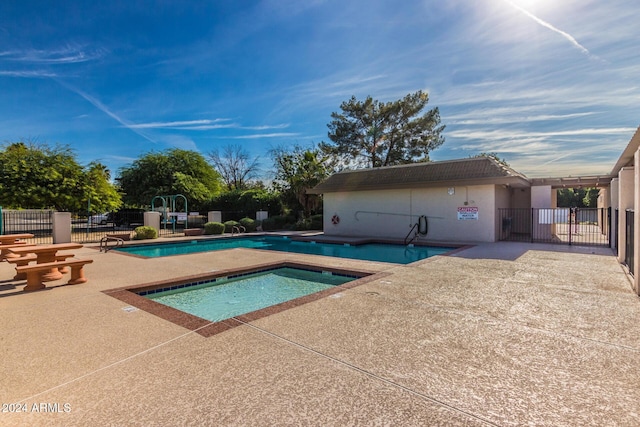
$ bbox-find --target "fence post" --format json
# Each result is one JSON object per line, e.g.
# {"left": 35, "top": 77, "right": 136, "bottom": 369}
{"left": 52, "top": 212, "right": 72, "bottom": 243}
{"left": 0, "top": 206, "right": 3, "bottom": 235}
{"left": 144, "top": 211, "right": 161, "bottom": 232}
{"left": 208, "top": 211, "right": 222, "bottom": 223}
{"left": 256, "top": 211, "right": 268, "bottom": 221}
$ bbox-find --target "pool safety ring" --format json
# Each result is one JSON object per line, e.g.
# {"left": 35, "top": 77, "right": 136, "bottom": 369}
{"left": 418, "top": 215, "right": 428, "bottom": 235}
{"left": 331, "top": 214, "right": 340, "bottom": 225}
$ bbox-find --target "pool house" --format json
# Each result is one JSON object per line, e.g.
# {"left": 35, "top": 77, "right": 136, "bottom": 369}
{"left": 309, "top": 156, "right": 532, "bottom": 244}
{"left": 311, "top": 126, "right": 640, "bottom": 296}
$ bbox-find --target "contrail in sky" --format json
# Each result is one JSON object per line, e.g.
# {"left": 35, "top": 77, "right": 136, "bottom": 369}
{"left": 504, "top": 0, "right": 595, "bottom": 58}
{"left": 53, "top": 78, "right": 157, "bottom": 143}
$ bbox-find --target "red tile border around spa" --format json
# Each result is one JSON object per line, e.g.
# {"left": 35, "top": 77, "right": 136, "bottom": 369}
{"left": 103, "top": 261, "right": 387, "bottom": 338}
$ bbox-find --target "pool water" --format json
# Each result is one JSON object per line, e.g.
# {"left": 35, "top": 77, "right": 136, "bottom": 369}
{"left": 118, "top": 236, "right": 452, "bottom": 264}
{"left": 143, "top": 267, "right": 354, "bottom": 322}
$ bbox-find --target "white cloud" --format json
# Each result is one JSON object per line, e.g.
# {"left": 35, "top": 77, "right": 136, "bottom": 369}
{"left": 447, "top": 111, "right": 597, "bottom": 126}
{"left": 128, "top": 120, "right": 290, "bottom": 131}
{"left": 449, "top": 127, "right": 636, "bottom": 141}
{"left": 3, "top": 46, "right": 104, "bottom": 64}
{"left": 161, "top": 135, "right": 199, "bottom": 151}
{"left": 229, "top": 133, "right": 300, "bottom": 139}
{"left": 0, "top": 70, "right": 58, "bottom": 78}
{"left": 128, "top": 119, "right": 233, "bottom": 129}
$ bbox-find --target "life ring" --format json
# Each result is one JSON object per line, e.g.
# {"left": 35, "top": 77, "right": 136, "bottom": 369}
{"left": 331, "top": 214, "right": 340, "bottom": 225}
{"left": 418, "top": 215, "right": 428, "bottom": 235}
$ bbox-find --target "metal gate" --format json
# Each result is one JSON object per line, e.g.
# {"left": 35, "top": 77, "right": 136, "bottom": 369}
{"left": 615, "top": 209, "right": 619, "bottom": 255}
{"left": 499, "top": 207, "right": 610, "bottom": 246}
{"left": 625, "top": 209, "right": 634, "bottom": 274}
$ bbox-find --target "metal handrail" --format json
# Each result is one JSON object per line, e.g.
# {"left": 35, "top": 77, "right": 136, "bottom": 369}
{"left": 404, "top": 215, "right": 428, "bottom": 245}
{"left": 231, "top": 225, "right": 246, "bottom": 236}
{"left": 404, "top": 223, "right": 419, "bottom": 245}
{"left": 100, "top": 236, "right": 124, "bottom": 252}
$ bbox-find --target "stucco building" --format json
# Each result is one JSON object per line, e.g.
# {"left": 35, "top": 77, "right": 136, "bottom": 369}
{"left": 310, "top": 126, "right": 640, "bottom": 295}
{"left": 309, "top": 157, "right": 531, "bottom": 244}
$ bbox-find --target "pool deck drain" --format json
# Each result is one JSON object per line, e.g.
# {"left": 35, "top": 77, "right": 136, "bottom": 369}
{"left": 1, "top": 238, "right": 639, "bottom": 426}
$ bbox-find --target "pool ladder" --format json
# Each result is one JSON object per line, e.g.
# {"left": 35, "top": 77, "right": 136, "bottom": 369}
{"left": 404, "top": 215, "right": 428, "bottom": 245}
{"left": 100, "top": 236, "right": 125, "bottom": 252}
{"left": 231, "top": 225, "right": 246, "bottom": 236}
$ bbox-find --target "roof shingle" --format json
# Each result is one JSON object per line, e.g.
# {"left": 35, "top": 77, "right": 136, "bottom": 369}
{"left": 308, "top": 157, "right": 530, "bottom": 194}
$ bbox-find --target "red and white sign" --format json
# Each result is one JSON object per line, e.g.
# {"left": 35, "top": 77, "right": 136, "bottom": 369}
{"left": 457, "top": 206, "right": 479, "bottom": 220}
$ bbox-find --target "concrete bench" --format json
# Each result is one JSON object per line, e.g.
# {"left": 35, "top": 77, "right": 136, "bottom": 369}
{"left": 184, "top": 228, "right": 204, "bottom": 236}
{"left": 0, "top": 243, "right": 36, "bottom": 261}
{"left": 7, "top": 253, "right": 75, "bottom": 280}
{"left": 16, "top": 258, "right": 94, "bottom": 292}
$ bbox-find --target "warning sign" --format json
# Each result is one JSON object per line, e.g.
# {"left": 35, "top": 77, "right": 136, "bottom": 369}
{"left": 457, "top": 206, "right": 478, "bottom": 220}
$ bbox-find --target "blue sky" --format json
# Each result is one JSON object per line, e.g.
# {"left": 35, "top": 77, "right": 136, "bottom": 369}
{"left": 1, "top": 0, "right": 638, "bottom": 179}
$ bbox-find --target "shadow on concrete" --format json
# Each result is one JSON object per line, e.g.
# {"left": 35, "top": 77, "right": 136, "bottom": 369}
{"left": 449, "top": 241, "right": 615, "bottom": 261}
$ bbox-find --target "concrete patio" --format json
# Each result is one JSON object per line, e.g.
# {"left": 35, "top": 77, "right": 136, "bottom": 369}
{"left": 1, "top": 239, "right": 638, "bottom": 426}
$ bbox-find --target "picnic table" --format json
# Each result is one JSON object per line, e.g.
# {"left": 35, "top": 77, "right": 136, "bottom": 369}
{"left": 0, "top": 233, "right": 34, "bottom": 244}
{"left": 8, "top": 243, "right": 83, "bottom": 281}
{"left": 0, "top": 233, "right": 35, "bottom": 260}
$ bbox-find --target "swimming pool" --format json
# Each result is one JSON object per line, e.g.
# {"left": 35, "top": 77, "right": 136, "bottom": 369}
{"left": 142, "top": 267, "right": 355, "bottom": 322}
{"left": 117, "top": 235, "right": 453, "bottom": 264}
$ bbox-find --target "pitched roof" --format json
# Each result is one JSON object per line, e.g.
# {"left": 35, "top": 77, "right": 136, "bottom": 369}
{"left": 308, "top": 157, "right": 530, "bottom": 194}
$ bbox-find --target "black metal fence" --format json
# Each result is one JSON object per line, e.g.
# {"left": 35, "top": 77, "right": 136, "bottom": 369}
{"left": 625, "top": 209, "right": 634, "bottom": 275}
{"left": 0, "top": 209, "right": 54, "bottom": 244}
{"left": 615, "top": 209, "right": 619, "bottom": 255}
{"left": 0, "top": 209, "right": 212, "bottom": 244}
{"left": 499, "top": 207, "right": 610, "bottom": 246}
{"left": 70, "top": 211, "right": 210, "bottom": 242}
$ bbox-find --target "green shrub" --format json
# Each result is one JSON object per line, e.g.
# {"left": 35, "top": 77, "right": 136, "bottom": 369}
{"left": 293, "top": 215, "right": 323, "bottom": 231}
{"left": 202, "top": 188, "right": 285, "bottom": 218}
{"left": 133, "top": 226, "right": 158, "bottom": 240}
{"left": 204, "top": 222, "right": 225, "bottom": 235}
{"left": 310, "top": 214, "right": 323, "bottom": 230}
{"left": 260, "top": 217, "right": 276, "bottom": 231}
{"left": 260, "top": 215, "right": 296, "bottom": 231}
{"left": 239, "top": 217, "right": 256, "bottom": 232}
{"left": 293, "top": 218, "right": 310, "bottom": 230}
{"left": 224, "top": 220, "right": 240, "bottom": 233}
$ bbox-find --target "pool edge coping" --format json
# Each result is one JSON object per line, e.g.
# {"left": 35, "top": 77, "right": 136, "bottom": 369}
{"left": 102, "top": 260, "right": 387, "bottom": 338}
{"left": 100, "top": 233, "right": 462, "bottom": 263}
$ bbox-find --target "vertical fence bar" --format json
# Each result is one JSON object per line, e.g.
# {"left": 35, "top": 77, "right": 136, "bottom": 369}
{"left": 498, "top": 207, "right": 609, "bottom": 247}
{"left": 625, "top": 209, "right": 634, "bottom": 275}
{"left": 613, "top": 208, "right": 620, "bottom": 255}
{"left": 568, "top": 207, "right": 573, "bottom": 245}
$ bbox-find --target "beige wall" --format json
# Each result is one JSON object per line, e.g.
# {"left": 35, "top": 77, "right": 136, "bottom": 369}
{"left": 531, "top": 185, "right": 553, "bottom": 208}
{"left": 494, "top": 185, "right": 511, "bottom": 242}
{"left": 609, "top": 178, "right": 619, "bottom": 251}
{"left": 618, "top": 167, "right": 634, "bottom": 266}
{"left": 323, "top": 184, "right": 501, "bottom": 243}
{"left": 632, "top": 150, "right": 640, "bottom": 295}
{"left": 510, "top": 187, "right": 531, "bottom": 209}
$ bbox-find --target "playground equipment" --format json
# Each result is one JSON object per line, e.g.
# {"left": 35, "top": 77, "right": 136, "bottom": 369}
{"left": 151, "top": 194, "right": 188, "bottom": 232}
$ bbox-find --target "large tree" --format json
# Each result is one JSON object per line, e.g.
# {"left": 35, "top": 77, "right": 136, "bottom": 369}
{"left": 208, "top": 144, "right": 260, "bottom": 191}
{"left": 557, "top": 187, "right": 599, "bottom": 208}
{"left": 117, "top": 148, "right": 222, "bottom": 209}
{"left": 271, "top": 145, "right": 333, "bottom": 217}
{"left": 85, "top": 161, "right": 122, "bottom": 212}
{"left": 0, "top": 141, "right": 121, "bottom": 211}
{"left": 471, "top": 152, "right": 510, "bottom": 167}
{"left": 321, "top": 90, "right": 445, "bottom": 168}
